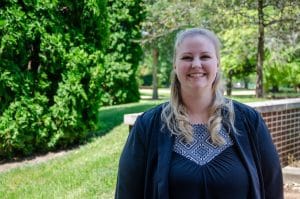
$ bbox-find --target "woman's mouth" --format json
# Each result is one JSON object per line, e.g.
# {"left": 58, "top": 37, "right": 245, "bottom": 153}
{"left": 188, "top": 73, "right": 206, "bottom": 77}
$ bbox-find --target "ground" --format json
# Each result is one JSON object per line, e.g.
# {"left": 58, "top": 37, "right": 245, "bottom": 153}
{"left": 0, "top": 150, "right": 68, "bottom": 173}
{"left": 285, "top": 183, "right": 300, "bottom": 199}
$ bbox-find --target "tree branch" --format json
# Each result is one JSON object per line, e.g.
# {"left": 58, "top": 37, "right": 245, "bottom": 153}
{"left": 264, "top": 17, "right": 298, "bottom": 27}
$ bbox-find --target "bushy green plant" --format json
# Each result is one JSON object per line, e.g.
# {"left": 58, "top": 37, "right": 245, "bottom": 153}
{"left": 105, "top": 0, "right": 145, "bottom": 104}
{"left": 0, "top": 0, "right": 145, "bottom": 159}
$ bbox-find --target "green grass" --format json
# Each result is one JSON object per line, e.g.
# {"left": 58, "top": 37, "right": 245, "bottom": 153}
{"left": 97, "top": 100, "right": 166, "bottom": 135}
{"left": 0, "top": 89, "right": 291, "bottom": 198}
{"left": 0, "top": 100, "right": 164, "bottom": 199}
{"left": 229, "top": 95, "right": 267, "bottom": 103}
{"left": 265, "top": 92, "right": 300, "bottom": 99}
{"left": 0, "top": 124, "right": 128, "bottom": 198}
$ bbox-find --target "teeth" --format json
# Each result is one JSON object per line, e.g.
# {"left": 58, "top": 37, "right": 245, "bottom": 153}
{"left": 189, "top": 73, "right": 205, "bottom": 77}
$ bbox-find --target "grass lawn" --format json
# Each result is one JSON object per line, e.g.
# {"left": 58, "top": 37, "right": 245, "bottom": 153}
{"left": 0, "top": 100, "right": 163, "bottom": 199}
{"left": 0, "top": 89, "right": 286, "bottom": 198}
{"left": 0, "top": 124, "right": 127, "bottom": 198}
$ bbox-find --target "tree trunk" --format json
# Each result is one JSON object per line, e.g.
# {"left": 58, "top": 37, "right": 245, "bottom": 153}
{"left": 28, "top": 33, "right": 41, "bottom": 95}
{"left": 244, "top": 77, "right": 249, "bottom": 89}
{"left": 271, "top": 85, "right": 279, "bottom": 93}
{"left": 152, "top": 47, "right": 159, "bottom": 99}
{"left": 256, "top": 0, "right": 264, "bottom": 98}
{"left": 226, "top": 70, "right": 233, "bottom": 96}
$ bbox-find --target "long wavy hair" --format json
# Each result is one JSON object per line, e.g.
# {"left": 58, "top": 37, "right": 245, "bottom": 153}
{"left": 161, "top": 28, "right": 235, "bottom": 145}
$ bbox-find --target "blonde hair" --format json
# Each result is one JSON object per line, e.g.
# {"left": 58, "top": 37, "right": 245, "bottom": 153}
{"left": 161, "top": 28, "right": 235, "bottom": 145}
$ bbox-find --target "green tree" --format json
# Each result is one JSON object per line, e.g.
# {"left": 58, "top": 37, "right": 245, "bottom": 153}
{"left": 264, "top": 32, "right": 300, "bottom": 92}
{"left": 221, "top": 26, "right": 257, "bottom": 95}
{"left": 0, "top": 0, "right": 146, "bottom": 158}
{"left": 213, "top": 0, "right": 300, "bottom": 97}
{"left": 104, "top": 0, "right": 145, "bottom": 104}
{"left": 0, "top": 0, "right": 129, "bottom": 158}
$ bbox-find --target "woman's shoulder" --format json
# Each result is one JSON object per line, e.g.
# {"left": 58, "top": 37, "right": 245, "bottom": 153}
{"left": 231, "top": 99, "right": 260, "bottom": 122}
{"left": 132, "top": 102, "right": 169, "bottom": 142}
{"left": 138, "top": 101, "right": 169, "bottom": 122}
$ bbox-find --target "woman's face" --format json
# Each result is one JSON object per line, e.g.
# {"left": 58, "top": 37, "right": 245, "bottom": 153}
{"left": 174, "top": 35, "right": 218, "bottom": 94}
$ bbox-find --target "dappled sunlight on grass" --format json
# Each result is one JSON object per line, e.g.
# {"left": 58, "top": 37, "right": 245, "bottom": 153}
{"left": 97, "top": 100, "right": 166, "bottom": 136}
{"left": 228, "top": 95, "right": 267, "bottom": 103}
{"left": 0, "top": 124, "right": 129, "bottom": 198}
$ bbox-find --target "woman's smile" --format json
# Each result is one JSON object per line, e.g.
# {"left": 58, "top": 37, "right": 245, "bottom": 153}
{"left": 188, "top": 72, "right": 207, "bottom": 78}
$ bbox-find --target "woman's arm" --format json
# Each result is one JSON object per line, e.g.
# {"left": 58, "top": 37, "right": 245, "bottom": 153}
{"left": 115, "top": 116, "right": 147, "bottom": 199}
{"left": 251, "top": 110, "right": 284, "bottom": 199}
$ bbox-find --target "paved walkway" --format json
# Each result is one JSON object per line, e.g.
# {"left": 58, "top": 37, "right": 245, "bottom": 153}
{"left": 0, "top": 150, "right": 68, "bottom": 172}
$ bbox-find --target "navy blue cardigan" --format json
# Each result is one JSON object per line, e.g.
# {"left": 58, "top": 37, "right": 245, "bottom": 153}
{"left": 115, "top": 101, "right": 283, "bottom": 199}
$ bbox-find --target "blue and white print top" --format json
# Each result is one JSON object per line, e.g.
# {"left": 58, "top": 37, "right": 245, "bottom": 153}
{"left": 173, "top": 124, "right": 233, "bottom": 166}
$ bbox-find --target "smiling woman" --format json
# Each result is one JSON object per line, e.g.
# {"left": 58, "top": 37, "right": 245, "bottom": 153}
{"left": 115, "top": 28, "right": 283, "bottom": 199}
{"left": 164, "top": 28, "right": 228, "bottom": 144}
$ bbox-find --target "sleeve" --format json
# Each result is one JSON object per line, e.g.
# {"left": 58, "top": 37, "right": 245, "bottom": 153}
{"left": 115, "top": 115, "right": 147, "bottom": 199}
{"left": 251, "top": 110, "right": 284, "bottom": 199}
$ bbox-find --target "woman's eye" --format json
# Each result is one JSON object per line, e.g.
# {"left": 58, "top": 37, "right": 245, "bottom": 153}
{"left": 201, "top": 55, "right": 210, "bottom": 59}
{"left": 181, "top": 56, "right": 193, "bottom": 60}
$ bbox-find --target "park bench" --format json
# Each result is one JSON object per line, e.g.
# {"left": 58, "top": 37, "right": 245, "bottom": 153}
{"left": 124, "top": 112, "right": 142, "bottom": 131}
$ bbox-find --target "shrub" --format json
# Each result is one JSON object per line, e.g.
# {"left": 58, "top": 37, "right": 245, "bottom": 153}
{"left": 0, "top": 0, "right": 144, "bottom": 159}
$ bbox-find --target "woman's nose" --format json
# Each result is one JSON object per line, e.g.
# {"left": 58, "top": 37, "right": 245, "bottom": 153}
{"left": 192, "top": 58, "right": 202, "bottom": 68}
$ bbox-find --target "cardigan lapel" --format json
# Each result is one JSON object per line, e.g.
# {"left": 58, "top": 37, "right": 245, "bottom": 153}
{"left": 157, "top": 126, "right": 174, "bottom": 199}
{"left": 231, "top": 114, "right": 261, "bottom": 199}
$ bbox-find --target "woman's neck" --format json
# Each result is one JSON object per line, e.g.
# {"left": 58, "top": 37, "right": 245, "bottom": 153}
{"left": 181, "top": 88, "right": 213, "bottom": 124}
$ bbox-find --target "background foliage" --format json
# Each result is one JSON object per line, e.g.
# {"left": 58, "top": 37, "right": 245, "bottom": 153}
{"left": 140, "top": 0, "right": 300, "bottom": 96}
{"left": 0, "top": 0, "right": 145, "bottom": 158}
